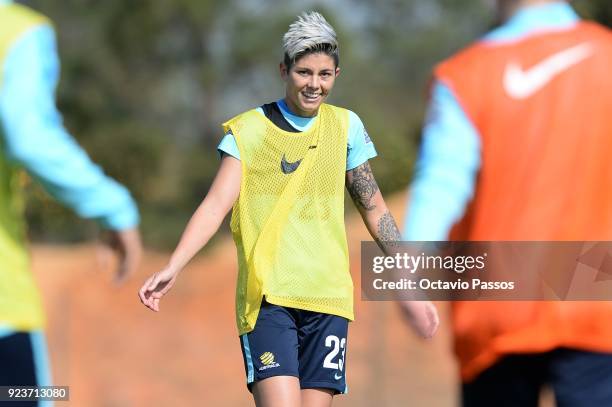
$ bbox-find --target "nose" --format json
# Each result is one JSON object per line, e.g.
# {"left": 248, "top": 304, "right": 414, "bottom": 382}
{"left": 307, "top": 75, "right": 320, "bottom": 90}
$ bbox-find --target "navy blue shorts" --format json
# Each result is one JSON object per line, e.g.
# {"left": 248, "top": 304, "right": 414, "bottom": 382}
{"left": 462, "top": 348, "right": 612, "bottom": 407}
{"left": 0, "top": 330, "right": 52, "bottom": 407}
{"left": 239, "top": 300, "right": 349, "bottom": 395}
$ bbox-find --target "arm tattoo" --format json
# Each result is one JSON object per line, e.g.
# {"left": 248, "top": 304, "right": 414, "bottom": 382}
{"left": 346, "top": 162, "right": 379, "bottom": 211}
{"left": 375, "top": 210, "right": 402, "bottom": 255}
{"left": 376, "top": 210, "right": 402, "bottom": 242}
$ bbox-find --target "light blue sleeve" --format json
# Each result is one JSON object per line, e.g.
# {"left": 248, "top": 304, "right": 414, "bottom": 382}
{"left": 0, "top": 25, "right": 138, "bottom": 230}
{"left": 217, "top": 133, "right": 241, "bottom": 160}
{"left": 403, "top": 82, "right": 481, "bottom": 241}
{"left": 346, "top": 111, "right": 377, "bottom": 170}
{"left": 217, "top": 107, "right": 267, "bottom": 160}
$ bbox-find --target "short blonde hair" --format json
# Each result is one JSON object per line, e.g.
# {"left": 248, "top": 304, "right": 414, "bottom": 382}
{"left": 282, "top": 11, "right": 339, "bottom": 68}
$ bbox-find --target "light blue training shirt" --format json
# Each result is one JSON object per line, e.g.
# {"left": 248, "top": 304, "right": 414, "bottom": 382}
{"left": 0, "top": 14, "right": 139, "bottom": 230}
{"left": 217, "top": 99, "right": 377, "bottom": 170}
{"left": 403, "top": 1, "right": 580, "bottom": 241}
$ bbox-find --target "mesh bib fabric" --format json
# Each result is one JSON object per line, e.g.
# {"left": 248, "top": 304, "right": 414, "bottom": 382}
{"left": 223, "top": 104, "right": 353, "bottom": 334}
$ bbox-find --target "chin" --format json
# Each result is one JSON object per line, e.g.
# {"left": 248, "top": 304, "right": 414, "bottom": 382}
{"left": 300, "top": 100, "right": 324, "bottom": 113}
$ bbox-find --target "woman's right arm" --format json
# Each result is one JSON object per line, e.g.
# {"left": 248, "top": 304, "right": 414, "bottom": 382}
{"left": 139, "top": 154, "right": 241, "bottom": 311}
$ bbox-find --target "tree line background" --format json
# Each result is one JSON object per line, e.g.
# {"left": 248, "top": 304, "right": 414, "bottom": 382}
{"left": 18, "top": 0, "right": 612, "bottom": 249}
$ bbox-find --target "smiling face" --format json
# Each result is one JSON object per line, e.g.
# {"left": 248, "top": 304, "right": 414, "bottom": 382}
{"left": 280, "top": 52, "right": 340, "bottom": 117}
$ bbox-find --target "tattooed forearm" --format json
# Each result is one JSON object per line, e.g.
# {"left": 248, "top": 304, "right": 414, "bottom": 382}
{"left": 346, "top": 162, "right": 400, "bottom": 253}
{"left": 376, "top": 210, "right": 402, "bottom": 242}
{"left": 375, "top": 210, "right": 402, "bottom": 254}
{"left": 346, "top": 162, "right": 379, "bottom": 211}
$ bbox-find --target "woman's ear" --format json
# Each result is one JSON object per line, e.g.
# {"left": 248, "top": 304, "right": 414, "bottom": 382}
{"left": 280, "top": 62, "right": 289, "bottom": 80}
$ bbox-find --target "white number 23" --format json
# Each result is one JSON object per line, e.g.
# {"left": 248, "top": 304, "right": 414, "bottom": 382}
{"left": 323, "top": 335, "right": 346, "bottom": 371}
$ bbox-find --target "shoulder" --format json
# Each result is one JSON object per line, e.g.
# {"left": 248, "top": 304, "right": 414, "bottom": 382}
{"left": 1, "top": 4, "right": 53, "bottom": 57}
{"left": 346, "top": 110, "right": 369, "bottom": 143}
{"left": 2, "top": 3, "right": 51, "bottom": 31}
{"left": 327, "top": 104, "right": 366, "bottom": 139}
{"left": 223, "top": 107, "right": 260, "bottom": 122}
{"left": 321, "top": 103, "right": 348, "bottom": 117}
{"left": 345, "top": 109, "right": 375, "bottom": 152}
{"left": 347, "top": 109, "right": 365, "bottom": 129}
{"left": 222, "top": 108, "right": 262, "bottom": 128}
{"left": 322, "top": 103, "right": 359, "bottom": 127}
{"left": 585, "top": 21, "right": 612, "bottom": 36}
{"left": 579, "top": 21, "right": 612, "bottom": 48}
{"left": 221, "top": 108, "right": 269, "bottom": 144}
{"left": 435, "top": 41, "right": 485, "bottom": 79}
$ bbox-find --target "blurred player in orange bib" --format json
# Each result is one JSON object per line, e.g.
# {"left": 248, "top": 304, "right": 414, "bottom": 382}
{"left": 404, "top": 0, "right": 612, "bottom": 405}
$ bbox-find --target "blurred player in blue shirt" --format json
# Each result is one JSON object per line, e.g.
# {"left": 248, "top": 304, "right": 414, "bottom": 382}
{"left": 0, "top": 1, "right": 142, "bottom": 400}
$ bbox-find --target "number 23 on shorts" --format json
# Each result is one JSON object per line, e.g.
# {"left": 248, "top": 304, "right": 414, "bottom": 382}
{"left": 323, "top": 335, "right": 346, "bottom": 379}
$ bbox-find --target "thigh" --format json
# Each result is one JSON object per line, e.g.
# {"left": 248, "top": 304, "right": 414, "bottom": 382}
{"left": 550, "top": 348, "right": 612, "bottom": 407}
{"left": 297, "top": 311, "right": 349, "bottom": 396}
{"left": 252, "top": 376, "right": 301, "bottom": 407}
{"left": 462, "top": 353, "right": 548, "bottom": 407}
{"left": 239, "top": 302, "right": 300, "bottom": 392}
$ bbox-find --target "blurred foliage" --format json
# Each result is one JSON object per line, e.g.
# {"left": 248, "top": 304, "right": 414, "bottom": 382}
{"left": 16, "top": 0, "right": 611, "bottom": 248}
{"left": 574, "top": 0, "right": 612, "bottom": 25}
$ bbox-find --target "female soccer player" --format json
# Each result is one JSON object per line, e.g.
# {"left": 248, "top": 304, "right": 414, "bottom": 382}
{"left": 139, "top": 11, "right": 438, "bottom": 407}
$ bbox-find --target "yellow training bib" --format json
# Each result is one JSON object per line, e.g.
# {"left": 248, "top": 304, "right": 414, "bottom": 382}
{"left": 223, "top": 104, "right": 353, "bottom": 335}
{"left": 0, "top": 3, "right": 51, "bottom": 330}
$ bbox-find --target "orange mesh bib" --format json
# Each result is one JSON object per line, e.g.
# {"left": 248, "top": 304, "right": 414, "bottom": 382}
{"left": 435, "top": 22, "right": 612, "bottom": 381}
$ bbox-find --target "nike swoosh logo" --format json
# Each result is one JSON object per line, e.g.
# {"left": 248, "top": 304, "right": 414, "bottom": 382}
{"left": 280, "top": 154, "right": 302, "bottom": 174}
{"left": 503, "top": 42, "right": 593, "bottom": 100}
{"left": 334, "top": 373, "right": 343, "bottom": 380}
